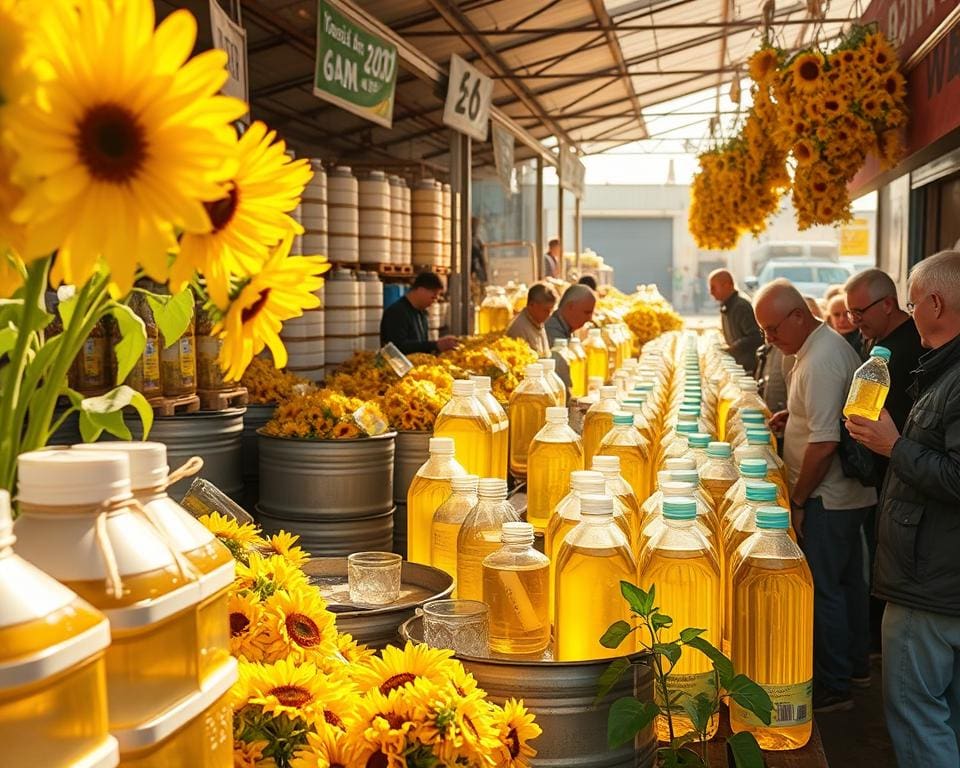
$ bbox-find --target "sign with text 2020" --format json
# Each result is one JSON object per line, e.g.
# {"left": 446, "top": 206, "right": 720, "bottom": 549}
{"left": 313, "top": 0, "right": 398, "bottom": 128}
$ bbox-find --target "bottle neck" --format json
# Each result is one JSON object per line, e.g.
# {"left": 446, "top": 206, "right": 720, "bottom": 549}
{"left": 479, "top": 493, "right": 508, "bottom": 503}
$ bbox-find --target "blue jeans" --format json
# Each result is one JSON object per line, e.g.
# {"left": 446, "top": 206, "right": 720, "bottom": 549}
{"left": 800, "top": 497, "right": 871, "bottom": 693}
{"left": 883, "top": 603, "right": 960, "bottom": 767}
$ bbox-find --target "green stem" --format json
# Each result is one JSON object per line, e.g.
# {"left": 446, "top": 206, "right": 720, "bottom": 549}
{"left": 647, "top": 621, "right": 676, "bottom": 745}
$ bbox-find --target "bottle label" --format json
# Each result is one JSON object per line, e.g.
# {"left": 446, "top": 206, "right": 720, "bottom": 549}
{"left": 141, "top": 339, "right": 161, "bottom": 390}
{"left": 656, "top": 671, "right": 718, "bottom": 713}
{"left": 730, "top": 680, "right": 812, "bottom": 728}
{"left": 179, "top": 337, "right": 196, "bottom": 378}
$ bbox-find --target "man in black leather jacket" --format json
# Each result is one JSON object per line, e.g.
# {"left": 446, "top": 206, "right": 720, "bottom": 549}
{"left": 847, "top": 250, "right": 960, "bottom": 768}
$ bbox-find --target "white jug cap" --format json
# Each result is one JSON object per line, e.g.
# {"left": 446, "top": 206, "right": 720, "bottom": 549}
{"left": 73, "top": 442, "right": 168, "bottom": 491}
{"left": 452, "top": 379, "right": 476, "bottom": 397}
{"left": 470, "top": 375, "right": 491, "bottom": 391}
{"left": 540, "top": 358, "right": 556, "bottom": 372}
{"left": 525, "top": 363, "right": 543, "bottom": 378}
{"left": 429, "top": 437, "right": 456, "bottom": 455}
{"left": 18, "top": 449, "right": 131, "bottom": 506}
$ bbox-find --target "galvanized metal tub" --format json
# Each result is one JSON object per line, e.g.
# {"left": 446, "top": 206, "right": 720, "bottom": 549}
{"left": 393, "top": 430, "right": 432, "bottom": 505}
{"left": 301, "top": 558, "right": 452, "bottom": 648}
{"left": 256, "top": 505, "right": 394, "bottom": 558}
{"left": 393, "top": 502, "right": 408, "bottom": 559}
{"left": 258, "top": 431, "right": 396, "bottom": 519}
{"left": 402, "top": 616, "right": 655, "bottom": 768}
{"left": 123, "top": 409, "right": 244, "bottom": 500}
{"left": 241, "top": 404, "right": 275, "bottom": 511}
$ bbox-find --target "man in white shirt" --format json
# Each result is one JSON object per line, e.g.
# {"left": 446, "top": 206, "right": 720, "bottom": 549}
{"left": 755, "top": 279, "right": 877, "bottom": 714}
{"left": 505, "top": 283, "right": 555, "bottom": 357}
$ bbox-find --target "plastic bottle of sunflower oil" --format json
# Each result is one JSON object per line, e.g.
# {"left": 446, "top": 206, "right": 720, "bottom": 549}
{"left": 729, "top": 408, "right": 769, "bottom": 450}
{"left": 407, "top": 438, "right": 467, "bottom": 566}
{"left": 843, "top": 346, "right": 892, "bottom": 421}
{"left": 456, "top": 479, "right": 520, "bottom": 602}
{"left": 622, "top": 395, "right": 658, "bottom": 463}
{"left": 734, "top": 429, "right": 790, "bottom": 500}
{"left": 73, "top": 442, "right": 235, "bottom": 686}
{"left": 568, "top": 337, "right": 588, "bottom": 398}
{"left": 661, "top": 421, "right": 699, "bottom": 466}
{"left": 431, "top": 474, "right": 479, "bottom": 594}
{"left": 555, "top": 494, "right": 637, "bottom": 661}
{"left": 637, "top": 480, "right": 718, "bottom": 566}
{"left": 685, "top": 432, "right": 712, "bottom": 469}
{"left": 0, "top": 489, "right": 117, "bottom": 768}
{"left": 435, "top": 379, "right": 495, "bottom": 478}
{"left": 526, "top": 407, "right": 583, "bottom": 533}
{"left": 539, "top": 357, "right": 567, "bottom": 407}
{"left": 699, "top": 442, "right": 739, "bottom": 513}
{"left": 582, "top": 385, "right": 621, "bottom": 468}
{"left": 715, "top": 371, "right": 742, "bottom": 442}
{"left": 551, "top": 338, "right": 577, "bottom": 397}
{"left": 638, "top": 497, "right": 722, "bottom": 741}
{"left": 470, "top": 375, "right": 509, "bottom": 480}
{"left": 492, "top": 287, "right": 514, "bottom": 332}
{"left": 723, "top": 378, "right": 772, "bottom": 442}
{"left": 584, "top": 328, "right": 610, "bottom": 384}
{"left": 720, "top": 459, "right": 786, "bottom": 531}
{"left": 663, "top": 459, "right": 717, "bottom": 519}
{"left": 730, "top": 507, "right": 813, "bottom": 750}
{"left": 508, "top": 364, "right": 557, "bottom": 479}
{"left": 477, "top": 286, "right": 498, "bottom": 335}
{"left": 482, "top": 522, "right": 551, "bottom": 658}
{"left": 598, "top": 412, "right": 653, "bottom": 502}
{"left": 592, "top": 454, "right": 644, "bottom": 552}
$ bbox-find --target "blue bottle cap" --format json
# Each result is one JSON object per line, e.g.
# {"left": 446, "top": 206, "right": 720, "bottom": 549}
{"left": 663, "top": 497, "right": 698, "bottom": 521}
{"left": 871, "top": 345, "right": 891, "bottom": 361}
{"left": 739, "top": 458, "right": 769, "bottom": 478}
{"left": 688, "top": 433, "right": 711, "bottom": 449}
{"left": 676, "top": 422, "right": 698, "bottom": 435}
{"left": 745, "top": 481, "right": 778, "bottom": 502}
{"left": 613, "top": 412, "right": 634, "bottom": 426}
{"left": 756, "top": 506, "right": 790, "bottom": 529}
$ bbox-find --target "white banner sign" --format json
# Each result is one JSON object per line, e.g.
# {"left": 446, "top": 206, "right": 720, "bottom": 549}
{"left": 209, "top": 0, "right": 249, "bottom": 105}
{"left": 443, "top": 54, "right": 494, "bottom": 143}
{"left": 492, "top": 123, "right": 515, "bottom": 194}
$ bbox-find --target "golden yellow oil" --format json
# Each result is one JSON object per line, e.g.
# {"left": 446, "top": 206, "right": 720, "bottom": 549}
{"left": 457, "top": 529, "right": 504, "bottom": 603}
{"left": 555, "top": 544, "right": 636, "bottom": 661}
{"left": 720, "top": 476, "right": 790, "bottom": 530}
{"left": 716, "top": 398, "right": 733, "bottom": 441}
{"left": 569, "top": 355, "right": 587, "bottom": 398}
{"left": 843, "top": 379, "right": 889, "bottom": 421}
{"left": 730, "top": 557, "right": 814, "bottom": 750}
{"left": 639, "top": 547, "right": 721, "bottom": 741}
{"left": 586, "top": 346, "right": 610, "bottom": 384}
{"left": 407, "top": 476, "right": 454, "bottom": 566}
{"left": 491, "top": 306, "right": 513, "bottom": 332}
{"left": 184, "top": 541, "right": 233, "bottom": 683}
{"left": 483, "top": 563, "right": 550, "bottom": 656}
{"left": 526, "top": 440, "right": 583, "bottom": 532}
{"left": 600, "top": 445, "right": 651, "bottom": 504}
{"left": 701, "top": 476, "right": 737, "bottom": 513}
{"left": 492, "top": 419, "right": 509, "bottom": 480}
{"left": 477, "top": 305, "right": 494, "bottom": 335}
{"left": 0, "top": 599, "right": 103, "bottom": 661}
{"left": 582, "top": 411, "right": 614, "bottom": 468}
{"left": 508, "top": 393, "right": 555, "bottom": 477}
{"left": 431, "top": 520, "right": 462, "bottom": 593}
{"left": 434, "top": 413, "right": 493, "bottom": 478}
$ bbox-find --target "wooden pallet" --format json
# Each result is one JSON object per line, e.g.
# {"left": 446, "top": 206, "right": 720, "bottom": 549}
{"left": 375, "top": 262, "right": 414, "bottom": 276}
{"left": 414, "top": 263, "right": 451, "bottom": 276}
{"left": 198, "top": 386, "right": 248, "bottom": 411}
{"left": 330, "top": 260, "right": 361, "bottom": 271}
{"left": 148, "top": 393, "right": 200, "bottom": 416}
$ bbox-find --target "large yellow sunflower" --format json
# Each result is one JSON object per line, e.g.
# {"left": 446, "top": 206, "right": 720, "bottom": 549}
{"left": 334, "top": 632, "right": 377, "bottom": 668}
{"left": 408, "top": 677, "right": 501, "bottom": 766}
{"left": 264, "top": 586, "right": 338, "bottom": 663}
{"left": 351, "top": 642, "right": 457, "bottom": 696}
{"left": 198, "top": 511, "right": 265, "bottom": 562}
{"left": 748, "top": 47, "right": 779, "bottom": 85}
{"left": 265, "top": 531, "right": 311, "bottom": 568}
{"left": 173, "top": 121, "right": 313, "bottom": 308}
{"left": 344, "top": 689, "right": 418, "bottom": 764}
{"left": 790, "top": 51, "right": 824, "bottom": 93}
{"left": 291, "top": 727, "right": 371, "bottom": 768}
{"left": 214, "top": 235, "right": 329, "bottom": 380}
{"left": 240, "top": 658, "right": 330, "bottom": 726}
{"left": 228, "top": 591, "right": 287, "bottom": 663}
{"left": 492, "top": 698, "right": 542, "bottom": 768}
{"left": 235, "top": 551, "right": 310, "bottom": 598}
{"left": 7, "top": 0, "right": 244, "bottom": 294}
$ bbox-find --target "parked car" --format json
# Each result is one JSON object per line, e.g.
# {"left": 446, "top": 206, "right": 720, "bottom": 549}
{"left": 745, "top": 259, "right": 855, "bottom": 298}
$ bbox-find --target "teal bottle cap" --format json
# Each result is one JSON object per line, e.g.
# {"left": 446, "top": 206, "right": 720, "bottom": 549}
{"left": 746, "top": 428, "right": 773, "bottom": 443}
{"left": 679, "top": 405, "right": 701, "bottom": 417}
{"left": 741, "top": 407, "right": 764, "bottom": 418}
{"left": 739, "top": 458, "right": 769, "bottom": 478}
{"left": 741, "top": 412, "right": 767, "bottom": 425}
{"left": 688, "top": 433, "right": 711, "bottom": 449}
{"left": 676, "top": 422, "right": 698, "bottom": 435}
{"left": 871, "top": 345, "right": 891, "bottom": 361}
{"left": 613, "top": 411, "right": 634, "bottom": 426}
{"left": 706, "top": 441, "right": 732, "bottom": 458}
{"left": 663, "top": 497, "right": 698, "bottom": 521}
{"left": 669, "top": 469, "right": 699, "bottom": 485}
{"left": 756, "top": 506, "right": 790, "bottom": 529}
{"left": 745, "top": 481, "right": 778, "bottom": 502}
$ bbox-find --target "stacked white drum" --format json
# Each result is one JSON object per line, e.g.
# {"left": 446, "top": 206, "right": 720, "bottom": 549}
{"left": 412, "top": 179, "right": 444, "bottom": 269}
{"left": 359, "top": 272, "right": 383, "bottom": 351}
{"left": 324, "top": 268, "right": 360, "bottom": 376}
{"left": 302, "top": 160, "right": 328, "bottom": 257}
{"left": 389, "top": 176, "right": 405, "bottom": 265}
{"left": 399, "top": 181, "right": 412, "bottom": 266}
{"left": 281, "top": 285, "right": 325, "bottom": 382}
{"left": 327, "top": 166, "right": 359, "bottom": 263}
{"left": 359, "top": 171, "right": 391, "bottom": 265}
{"left": 441, "top": 183, "right": 452, "bottom": 269}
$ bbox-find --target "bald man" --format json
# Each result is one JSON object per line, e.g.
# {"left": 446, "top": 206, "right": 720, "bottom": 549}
{"left": 709, "top": 269, "right": 762, "bottom": 372}
{"left": 755, "top": 279, "right": 876, "bottom": 713}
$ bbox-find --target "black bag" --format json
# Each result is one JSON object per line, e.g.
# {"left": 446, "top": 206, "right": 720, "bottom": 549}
{"left": 838, "top": 419, "right": 879, "bottom": 487}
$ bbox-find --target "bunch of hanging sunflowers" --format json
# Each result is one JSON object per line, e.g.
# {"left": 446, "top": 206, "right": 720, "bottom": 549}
{"left": 200, "top": 514, "right": 542, "bottom": 768}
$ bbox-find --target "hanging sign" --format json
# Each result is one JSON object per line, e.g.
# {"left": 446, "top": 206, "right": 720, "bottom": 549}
{"left": 443, "top": 54, "right": 494, "bottom": 142}
{"left": 840, "top": 218, "right": 871, "bottom": 256}
{"left": 313, "top": 0, "right": 398, "bottom": 128}
{"left": 209, "top": 0, "right": 248, "bottom": 104}
{"left": 571, "top": 157, "right": 586, "bottom": 200}
{"left": 558, "top": 143, "right": 576, "bottom": 193}
{"left": 492, "top": 123, "right": 515, "bottom": 194}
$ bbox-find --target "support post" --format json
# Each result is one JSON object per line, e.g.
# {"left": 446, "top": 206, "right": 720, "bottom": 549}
{"left": 535, "top": 157, "right": 544, "bottom": 280}
{"left": 575, "top": 196, "right": 582, "bottom": 272}
{"left": 557, "top": 178, "right": 565, "bottom": 281}
{"left": 449, "top": 131, "right": 472, "bottom": 335}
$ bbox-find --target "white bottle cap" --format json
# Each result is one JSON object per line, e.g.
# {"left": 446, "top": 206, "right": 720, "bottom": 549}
{"left": 73, "top": 442, "right": 168, "bottom": 491}
{"left": 451, "top": 474, "right": 479, "bottom": 493}
{"left": 478, "top": 477, "right": 508, "bottom": 499}
{"left": 470, "top": 375, "right": 491, "bottom": 392}
{"left": 17, "top": 449, "right": 132, "bottom": 506}
{"left": 591, "top": 455, "right": 621, "bottom": 473}
{"left": 589, "top": 328, "right": 602, "bottom": 337}
{"left": 429, "top": 437, "right": 456, "bottom": 455}
{"left": 570, "top": 470, "right": 606, "bottom": 494}
{"left": 664, "top": 457, "right": 696, "bottom": 471}
{"left": 661, "top": 481, "right": 696, "bottom": 497}
{"left": 501, "top": 521, "right": 534, "bottom": 544}
{"left": 600, "top": 386, "right": 618, "bottom": 398}
{"left": 540, "top": 358, "right": 557, "bottom": 372}
{"left": 525, "top": 363, "right": 543, "bottom": 378}
{"left": 452, "top": 379, "right": 476, "bottom": 397}
{"left": 546, "top": 406, "right": 568, "bottom": 423}
{"left": 580, "top": 493, "right": 615, "bottom": 516}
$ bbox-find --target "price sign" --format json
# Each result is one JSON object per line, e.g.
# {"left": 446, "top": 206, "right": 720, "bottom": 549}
{"left": 443, "top": 54, "right": 494, "bottom": 143}
{"left": 209, "top": 0, "right": 248, "bottom": 105}
{"left": 492, "top": 123, "right": 515, "bottom": 194}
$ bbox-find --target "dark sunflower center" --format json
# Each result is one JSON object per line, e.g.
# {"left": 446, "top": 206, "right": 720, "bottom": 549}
{"left": 383, "top": 713, "right": 406, "bottom": 730}
{"left": 229, "top": 612, "right": 250, "bottom": 636}
{"left": 885, "top": 77, "right": 898, "bottom": 95}
{"left": 286, "top": 612, "right": 321, "bottom": 647}
{"left": 798, "top": 60, "right": 820, "bottom": 82}
{"left": 269, "top": 684, "right": 312, "bottom": 707}
{"left": 242, "top": 288, "right": 271, "bottom": 324}
{"left": 324, "top": 709, "right": 345, "bottom": 729}
{"left": 205, "top": 183, "right": 240, "bottom": 232}
{"left": 507, "top": 727, "right": 521, "bottom": 758}
{"left": 367, "top": 752, "right": 389, "bottom": 768}
{"left": 380, "top": 672, "right": 417, "bottom": 694}
{"left": 76, "top": 103, "right": 146, "bottom": 183}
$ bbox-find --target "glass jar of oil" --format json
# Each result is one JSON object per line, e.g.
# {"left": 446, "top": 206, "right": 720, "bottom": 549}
{"left": 539, "top": 357, "right": 567, "bottom": 407}
{"left": 435, "top": 379, "right": 495, "bottom": 478}
{"left": 554, "top": 494, "right": 636, "bottom": 661}
{"left": 470, "top": 375, "right": 509, "bottom": 480}
{"left": 508, "top": 364, "right": 557, "bottom": 478}
{"left": 582, "top": 385, "right": 620, "bottom": 468}
{"left": 0, "top": 489, "right": 117, "bottom": 768}
{"left": 526, "top": 407, "right": 583, "bottom": 532}
{"left": 482, "top": 522, "right": 550, "bottom": 657}
{"left": 584, "top": 328, "right": 610, "bottom": 384}
{"left": 597, "top": 412, "right": 652, "bottom": 503}
{"left": 568, "top": 337, "right": 588, "bottom": 398}
{"left": 431, "top": 474, "right": 479, "bottom": 594}
{"left": 456, "top": 479, "right": 519, "bottom": 602}
{"left": 730, "top": 507, "right": 813, "bottom": 750}
{"left": 407, "top": 437, "right": 466, "bottom": 566}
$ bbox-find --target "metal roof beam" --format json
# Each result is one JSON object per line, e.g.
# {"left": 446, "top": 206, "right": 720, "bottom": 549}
{"left": 399, "top": 17, "right": 854, "bottom": 35}
{"left": 589, "top": 0, "right": 647, "bottom": 139}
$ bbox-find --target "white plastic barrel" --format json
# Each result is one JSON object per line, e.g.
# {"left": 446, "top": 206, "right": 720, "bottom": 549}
{"left": 358, "top": 171, "right": 391, "bottom": 265}
{"left": 327, "top": 166, "right": 358, "bottom": 262}
{"left": 302, "top": 160, "right": 328, "bottom": 256}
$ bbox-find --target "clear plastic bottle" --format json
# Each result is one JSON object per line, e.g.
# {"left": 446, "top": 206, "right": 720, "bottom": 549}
{"left": 431, "top": 474, "right": 479, "bottom": 595}
{"left": 685, "top": 432, "right": 712, "bottom": 469}
{"left": 598, "top": 412, "right": 653, "bottom": 504}
{"left": 456, "top": 479, "right": 520, "bottom": 601}
{"left": 584, "top": 328, "right": 610, "bottom": 384}
{"left": 699, "top": 442, "right": 739, "bottom": 512}
{"left": 582, "top": 385, "right": 621, "bottom": 468}
{"left": 723, "top": 378, "right": 772, "bottom": 442}
{"left": 435, "top": 379, "right": 495, "bottom": 478}
{"left": 407, "top": 438, "right": 467, "bottom": 566}
{"left": 601, "top": 325, "right": 622, "bottom": 376}
{"left": 637, "top": 480, "right": 718, "bottom": 564}
{"left": 551, "top": 338, "right": 575, "bottom": 400}
{"left": 0, "top": 489, "right": 117, "bottom": 768}
{"left": 555, "top": 494, "right": 636, "bottom": 661}
{"left": 539, "top": 357, "right": 567, "bottom": 406}
{"left": 508, "top": 363, "right": 557, "bottom": 478}
{"left": 734, "top": 429, "right": 790, "bottom": 500}
{"left": 722, "top": 459, "right": 790, "bottom": 531}
{"left": 592, "top": 454, "right": 644, "bottom": 553}
{"left": 526, "top": 407, "right": 583, "bottom": 532}
{"left": 470, "top": 375, "right": 509, "bottom": 480}
{"left": 568, "top": 337, "right": 588, "bottom": 398}
{"left": 661, "top": 421, "right": 699, "bottom": 465}
{"left": 622, "top": 396, "right": 658, "bottom": 461}
{"left": 482, "top": 522, "right": 550, "bottom": 657}
{"left": 491, "top": 287, "right": 514, "bottom": 332}
{"left": 730, "top": 507, "right": 814, "bottom": 750}
{"left": 843, "top": 346, "right": 892, "bottom": 421}
{"left": 637, "top": 497, "right": 722, "bottom": 741}
{"left": 477, "top": 286, "right": 498, "bottom": 335}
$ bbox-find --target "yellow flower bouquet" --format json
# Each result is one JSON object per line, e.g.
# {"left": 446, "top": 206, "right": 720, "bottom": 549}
{"left": 263, "top": 388, "right": 388, "bottom": 440}
{"left": 242, "top": 357, "right": 315, "bottom": 405}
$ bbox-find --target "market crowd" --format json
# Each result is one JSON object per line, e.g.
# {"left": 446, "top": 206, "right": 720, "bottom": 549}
{"left": 713, "top": 252, "right": 960, "bottom": 768}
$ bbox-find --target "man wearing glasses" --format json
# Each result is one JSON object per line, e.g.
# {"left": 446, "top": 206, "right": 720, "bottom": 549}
{"left": 847, "top": 251, "right": 960, "bottom": 768}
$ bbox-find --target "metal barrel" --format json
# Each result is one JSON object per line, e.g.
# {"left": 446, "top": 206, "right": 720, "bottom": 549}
{"left": 124, "top": 409, "right": 245, "bottom": 501}
{"left": 256, "top": 505, "right": 394, "bottom": 558}
{"left": 258, "top": 431, "right": 396, "bottom": 519}
{"left": 393, "top": 430, "right": 432, "bottom": 505}
{"left": 401, "top": 616, "right": 656, "bottom": 768}
{"left": 241, "top": 404, "right": 276, "bottom": 511}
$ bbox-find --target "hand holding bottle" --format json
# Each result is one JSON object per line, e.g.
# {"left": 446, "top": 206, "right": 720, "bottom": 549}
{"left": 845, "top": 410, "right": 900, "bottom": 457}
